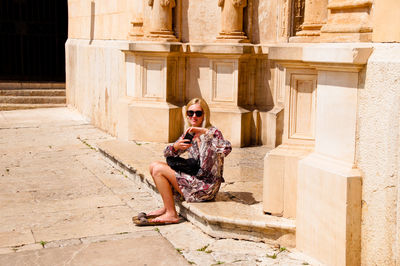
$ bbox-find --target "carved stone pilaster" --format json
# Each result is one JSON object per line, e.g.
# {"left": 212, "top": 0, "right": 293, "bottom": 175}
{"left": 217, "top": 0, "right": 249, "bottom": 43}
{"left": 147, "top": 0, "right": 177, "bottom": 41}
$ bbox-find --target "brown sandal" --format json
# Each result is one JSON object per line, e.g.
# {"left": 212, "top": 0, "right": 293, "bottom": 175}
{"left": 133, "top": 217, "right": 180, "bottom": 226}
{"left": 132, "top": 212, "right": 159, "bottom": 224}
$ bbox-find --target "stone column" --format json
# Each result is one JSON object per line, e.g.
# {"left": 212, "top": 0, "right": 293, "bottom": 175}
{"left": 217, "top": 0, "right": 249, "bottom": 42}
{"left": 320, "top": 0, "right": 373, "bottom": 42}
{"left": 293, "top": 0, "right": 328, "bottom": 41}
{"left": 146, "top": 0, "right": 177, "bottom": 41}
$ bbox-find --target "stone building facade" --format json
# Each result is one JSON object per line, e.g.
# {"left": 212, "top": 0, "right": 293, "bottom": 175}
{"left": 66, "top": 0, "right": 400, "bottom": 265}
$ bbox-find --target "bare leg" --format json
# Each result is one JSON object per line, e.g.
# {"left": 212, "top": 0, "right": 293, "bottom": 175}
{"left": 147, "top": 162, "right": 167, "bottom": 216}
{"left": 148, "top": 161, "right": 182, "bottom": 222}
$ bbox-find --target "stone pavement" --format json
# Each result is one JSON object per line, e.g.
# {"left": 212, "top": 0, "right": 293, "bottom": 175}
{"left": 0, "top": 107, "right": 318, "bottom": 265}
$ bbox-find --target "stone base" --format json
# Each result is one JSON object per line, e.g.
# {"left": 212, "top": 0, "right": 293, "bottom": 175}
{"left": 289, "top": 35, "right": 321, "bottom": 43}
{"left": 262, "top": 106, "right": 284, "bottom": 149}
{"left": 263, "top": 144, "right": 313, "bottom": 218}
{"left": 216, "top": 32, "right": 250, "bottom": 43}
{"left": 128, "top": 20, "right": 144, "bottom": 39}
{"left": 319, "top": 32, "right": 372, "bottom": 42}
{"left": 210, "top": 106, "right": 252, "bottom": 148}
{"left": 146, "top": 30, "right": 178, "bottom": 42}
{"left": 117, "top": 99, "right": 182, "bottom": 143}
{"left": 290, "top": 32, "right": 372, "bottom": 43}
{"left": 296, "top": 153, "right": 361, "bottom": 266}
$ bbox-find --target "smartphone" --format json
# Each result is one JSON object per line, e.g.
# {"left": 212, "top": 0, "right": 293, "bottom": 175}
{"left": 183, "top": 132, "right": 194, "bottom": 143}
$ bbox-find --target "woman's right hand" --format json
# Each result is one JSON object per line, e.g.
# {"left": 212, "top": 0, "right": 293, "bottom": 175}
{"left": 173, "top": 138, "right": 192, "bottom": 151}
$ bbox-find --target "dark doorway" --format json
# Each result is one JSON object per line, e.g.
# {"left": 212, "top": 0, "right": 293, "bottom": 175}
{"left": 0, "top": 0, "right": 68, "bottom": 82}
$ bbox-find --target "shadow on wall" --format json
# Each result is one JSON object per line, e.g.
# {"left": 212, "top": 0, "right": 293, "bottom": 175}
{"left": 246, "top": 0, "right": 260, "bottom": 44}
{"left": 185, "top": 58, "right": 209, "bottom": 101}
{"left": 251, "top": 0, "right": 260, "bottom": 44}
{"left": 90, "top": 1, "right": 95, "bottom": 44}
{"left": 180, "top": 0, "right": 188, "bottom": 42}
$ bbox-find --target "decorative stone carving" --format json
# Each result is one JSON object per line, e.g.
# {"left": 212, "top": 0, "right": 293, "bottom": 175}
{"left": 147, "top": 0, "right": 177, "bottom": 41}
{"left": 320, "top": 0, "right": 373, "bottom": 42}
{"left": 294, "top": 0, "right": 328, "bottom": 39}
{"left": 217, "top": 0, "right": 249, "bottom": 42}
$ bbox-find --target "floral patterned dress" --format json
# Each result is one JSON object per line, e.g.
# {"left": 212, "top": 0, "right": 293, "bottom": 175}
{"left": 164, "top": 126, "right": 232, "bottom": 202}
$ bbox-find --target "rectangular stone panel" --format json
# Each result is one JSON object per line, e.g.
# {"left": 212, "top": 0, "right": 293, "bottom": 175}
{"left": 289, "top": 74, "right": 317, "bottom": 140}
{"left": 142, "top": 58, "right": 166, "bottom": 99}
{"left": 211, "top": 59, "right": 237, "bottom": 104}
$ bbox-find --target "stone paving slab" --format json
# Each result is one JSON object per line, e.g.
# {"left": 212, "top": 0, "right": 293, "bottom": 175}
{"left": 0, "top": 107, "right": 319, "bottom": 265}
{"left": 0, "top": 232, "right": 189, "bottom": 266}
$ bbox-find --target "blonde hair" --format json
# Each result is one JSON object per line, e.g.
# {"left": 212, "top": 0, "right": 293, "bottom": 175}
{"left": 184, "top": 98, "right": 212, "bottom": 129}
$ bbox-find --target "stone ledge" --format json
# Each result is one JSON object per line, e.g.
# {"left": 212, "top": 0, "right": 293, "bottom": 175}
{"left": 97, "top": 139, "right": 296, "bottom": 247}
{"left": 268, "top": 43, "right": 373, "bottom": 65}
{"left": 123, "top": 41, "right": 183, "bottom": 53}
{"left": 185, "top": 43, "right": 257, "bottom": 55}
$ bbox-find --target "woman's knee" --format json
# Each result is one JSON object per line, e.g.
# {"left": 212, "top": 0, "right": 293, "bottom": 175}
{"left": 150, "top": 161, "right": 166, "bottom": 177}
{"left": 149, "top": 161, "right": 158, "bottom": 174}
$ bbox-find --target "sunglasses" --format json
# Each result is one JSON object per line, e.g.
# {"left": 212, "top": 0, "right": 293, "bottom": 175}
{"left": 187, "top": 110, "right": 203, "bottom": 117}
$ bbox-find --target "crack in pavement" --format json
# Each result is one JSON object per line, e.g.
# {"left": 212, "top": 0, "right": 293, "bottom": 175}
{"left": 63, "top": 243, "right": 89, "bottom": 266}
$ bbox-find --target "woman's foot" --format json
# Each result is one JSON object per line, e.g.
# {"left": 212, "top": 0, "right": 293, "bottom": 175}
{"left": 151, "top": 212, "right": 180, "bottom": 224}
{"left": 147, "top": 207, "right": 166, "bottom": 217}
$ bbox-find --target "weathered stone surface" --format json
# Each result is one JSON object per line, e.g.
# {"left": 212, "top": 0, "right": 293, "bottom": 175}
{"left": 0, "top": 107, "right": 314, "bottom": 265}
{"left": 31, "top": 205, "right": 138, "bottom": 243}
{"left": 0, "top": 230, "right": 35, "bottom": 248}
{"left": 0, "top": 236, "right": 189, "bottom": 266}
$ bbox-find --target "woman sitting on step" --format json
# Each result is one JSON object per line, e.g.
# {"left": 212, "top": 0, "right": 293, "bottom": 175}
{"left": 134, "top": 98, "right": 232, "bottom": 225}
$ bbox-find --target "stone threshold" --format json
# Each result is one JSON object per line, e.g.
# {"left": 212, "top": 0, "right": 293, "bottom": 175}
{"left": 97, "top": 139, "right": 296, "bottom": 247}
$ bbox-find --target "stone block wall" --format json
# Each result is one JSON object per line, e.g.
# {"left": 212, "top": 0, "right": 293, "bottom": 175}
{"left": 66, "top": 39, "right": 126, "bottom": 136}
{"left": 67, "top": 0, "right": 133, "bottom": 40}
{"left": 357, "top": 45, "right": 400, "bottom": 265}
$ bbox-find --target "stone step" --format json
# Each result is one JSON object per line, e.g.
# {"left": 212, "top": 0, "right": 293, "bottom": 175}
{"left": 0, "top": 103, "right": 67, "bottom": 111}
{"left": 0, "top": 89, "right": 66, "bottom": 97}
{"left": 97, "top": 140, "right": 296, "bottom": 247}
{"left": 0, "top": 96, "right": 66, "bottom": 104}
{"left": 0, "top": 82, "right": 65, "bottom": 90}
